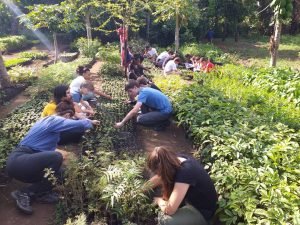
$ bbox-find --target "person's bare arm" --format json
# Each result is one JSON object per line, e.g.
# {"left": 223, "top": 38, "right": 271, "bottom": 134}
{"left": 154, "top": 182, "right": 190, "bottom": 215}
{"left": 94, "top": 90, "right": 112, "bottom": 100}
{"left": 114, "top": 102, "right": 142, "bottom": 128}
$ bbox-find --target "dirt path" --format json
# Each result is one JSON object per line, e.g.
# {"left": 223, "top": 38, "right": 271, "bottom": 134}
{"left": 0, "top": 92, "right": 30, "bottom": 118}
{"left": 137, "top": 122, "right": 194, "bottom": 153}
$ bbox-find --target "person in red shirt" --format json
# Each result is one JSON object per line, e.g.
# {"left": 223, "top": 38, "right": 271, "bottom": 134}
{"left": 200, "top": 58, "right": 215, "bottom": 73}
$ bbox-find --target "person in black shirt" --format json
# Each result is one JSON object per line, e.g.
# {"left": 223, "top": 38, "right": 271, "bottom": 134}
{"left": 146, "top": 146, "right": 217, "bottom": 225}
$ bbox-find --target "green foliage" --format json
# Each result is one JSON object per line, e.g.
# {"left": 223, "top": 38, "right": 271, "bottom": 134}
{"left": 64, "top": 213, "right": 87, "bottom": 225}
{"left": 76, "top": 37, "right": 102, "bottom": 58}
{"left": 156, "top": 67, "right": 300, "bottom": 224}
{"left": 97, "top": 44, "right": 120, "bottom": 64}
{"left": 8, "top": 66, "right": 37, "bottom": 84}
{"left": 0, "top": 96, "right": 47, "bottom": 169}
{"left": 99, "top": 62, "right": 123, "bottom": 77}
{"left": 31, "top": 57, "right": 92, "bottom": 95}
{"left": 0, "top": 35, "right": 30, "bottom": 52}
{"left": 19, "top": 51, "right": 48, "bottom": 60}
{"left": 180, "top": 43, "right": 232, "bottom": 63}
{"left": 4, "top": 57, "right": 32, "bottom": 69}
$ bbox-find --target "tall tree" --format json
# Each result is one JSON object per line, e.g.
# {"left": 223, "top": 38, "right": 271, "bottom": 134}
{"left": 270, "top": 0, "right": 293, "bottom": 67}
{"left": 0, "top": 51, "right": 10, "bottom": 88}
{"left": 20, "top": 4, "right": 63, "bottom": 62}
{"left": 62, "top": 0, "right": 102, "bottom": 45}
{"left": 152, "top": 0, "right": 200, "bottom": 51}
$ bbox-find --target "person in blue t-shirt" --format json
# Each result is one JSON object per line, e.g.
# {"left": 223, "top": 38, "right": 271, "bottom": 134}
{"left": 6, "top": 100, "right": 100, "bottom": 215}
{"left": 115, "top": 79, "right": 172, "bottom": 131}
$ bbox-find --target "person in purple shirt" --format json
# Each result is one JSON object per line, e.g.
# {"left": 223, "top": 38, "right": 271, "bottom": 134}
{"left": 115, "top": 79, "right": 172, "bottom": 131}
{"left": 6, "top": 100, "right": 100, "bottom": 215}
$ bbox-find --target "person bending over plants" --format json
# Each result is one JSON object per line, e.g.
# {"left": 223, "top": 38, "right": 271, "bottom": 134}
{"left": 146, "top": 146, "right": 218, "bottom": 225}
{"left": 115, "top": 79, "right": 172, "bottom": 131}
{"left": 41, "top": 84, "right": 87, "bottom": 145}
{"left": 70, "top": 66, "right": 112, "bottom": 103}
{"left": 6, "top": 100, "right": 100, "bottom": 215}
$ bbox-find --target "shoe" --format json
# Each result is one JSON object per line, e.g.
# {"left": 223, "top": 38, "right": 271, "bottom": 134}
{"left": 11, "top": 190, "right": 33, "bottom": 215}
{"left": 35, "top": 191, "right": 59, "bottom": 204}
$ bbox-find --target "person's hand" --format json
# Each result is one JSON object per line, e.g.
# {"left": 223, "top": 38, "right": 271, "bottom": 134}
{"left": 114, "top": 121, "right": 124, "bottom": 128}
{"left": 91, "top": 120, "right": 100, "bottom": 126}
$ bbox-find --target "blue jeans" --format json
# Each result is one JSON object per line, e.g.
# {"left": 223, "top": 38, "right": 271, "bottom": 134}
{"left": 137, "top": 111, "right": 171, "bottom": 127}
{"left": 71, "top": 92, "right": 81, "bottom": 103}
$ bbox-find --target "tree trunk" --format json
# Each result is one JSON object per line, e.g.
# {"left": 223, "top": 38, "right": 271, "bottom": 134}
{"left": 146, "top": 12, "right": 150, "bottom": 41}
{"left": 234, "top": 20, "right": 239, "bottom": 42}
{"left": 175, "top": 11, "right": 180, "bottom": 52}
{"left": 270, "top": 18, "right": 282, "bottom": 67}
{"left": 11, "top": 16, "right": 19, "bottom": 35}
{"left": 0, "top": 51, "right": 11, "bottom": 88}
{"left": 53, "top": 32, "right": 58, "bottom": 63}
{"left": 85, "top": 11, "right": 92, "bottom": 47}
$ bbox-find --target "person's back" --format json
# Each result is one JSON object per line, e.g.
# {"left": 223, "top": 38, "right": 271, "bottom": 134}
{"left": 138, "top": 87, "right": 172, "bottom": 114}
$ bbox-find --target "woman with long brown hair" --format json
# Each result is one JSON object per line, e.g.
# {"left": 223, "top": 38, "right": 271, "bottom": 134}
{"left": 147, "top": 146, "right": 217, "bottom": 225}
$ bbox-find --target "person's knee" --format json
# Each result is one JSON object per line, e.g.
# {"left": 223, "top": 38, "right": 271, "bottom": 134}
{"left": 49, "top": 152, "right": 63, "bottom": 168}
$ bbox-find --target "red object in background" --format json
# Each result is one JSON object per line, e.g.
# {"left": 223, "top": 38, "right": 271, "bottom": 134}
{"left": 117, "top": 26, "right": 128, "bottom": 67}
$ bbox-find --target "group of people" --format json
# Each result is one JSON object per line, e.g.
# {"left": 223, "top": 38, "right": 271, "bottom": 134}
{"left": 143, "top": 45, "right": 215, "bottom": 75}
{"left": 5, "top": 63, "right": 217, "bottom": 225}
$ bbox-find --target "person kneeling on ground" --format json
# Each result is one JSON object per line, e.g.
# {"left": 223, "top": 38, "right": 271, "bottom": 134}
{"left": 164, "top": 57, "right": 181, "bottom": 75}
{"left": 41, "top": 84, "right": 88, "bottom": 145}
{"left": 146, "top": 146, "right": 218, "bottom": 225}
{"left": 115, "top": 79, "right": 172, "bottom": 131}
{"left": 6, "top": 100, "right": 100, "bottom": 215}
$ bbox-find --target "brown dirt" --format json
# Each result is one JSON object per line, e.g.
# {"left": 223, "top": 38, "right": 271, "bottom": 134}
{"left": 0, "top": 91, "right": 30, "bottom": 118}
{"left": 137, "top": 121, "right": 194, "bottom": 154}
{"left": 0, "top": 180, "right": 55, "bottom": 225}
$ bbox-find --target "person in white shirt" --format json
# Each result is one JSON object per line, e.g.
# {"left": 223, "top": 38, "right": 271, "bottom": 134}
{"left": 144, "top": 46, "right": 158, "bottom": 62}
{"left": 164, "top": 57, "right": 181, "bottom": 75}
{"left": 156, "top": 50, "right": 175, "bottom": 68}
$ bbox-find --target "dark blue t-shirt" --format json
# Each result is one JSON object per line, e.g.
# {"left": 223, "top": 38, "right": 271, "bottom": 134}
{"left": 138, "top": 87, "right": 172, "bottom": 114}
{"left": 175, "top": 156, "right": 218, "bottom": 220}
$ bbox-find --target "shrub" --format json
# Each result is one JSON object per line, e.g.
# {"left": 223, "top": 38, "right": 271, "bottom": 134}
{"left": 19, "top": 51, "right": 48, "bottom": 60}
{"left": 31, "top": 57, "right": 93, "bottom": 95}
{"left": 8, "top": 66, "right": 37, "bottom": 84}
{"left": 97, "top": 44, "right": 120, "bottom": 64}
{"left": 99, "top": 62, "right": 123, "bottom": 77}
{"left": 179, "top": 43, "right": 232, "bottom": 63}
{"left": 0, "top": 35, "right": 30, "bottom": 52}
{"left": 4, "top": 57, "right": 32, "bottom": 69}
{"left": 75, "top": 37, "right": 102, "bottom": 58}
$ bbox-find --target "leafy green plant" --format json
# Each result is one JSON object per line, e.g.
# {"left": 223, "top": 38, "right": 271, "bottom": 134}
{"left": 4, "top": 57, "right": 32, "bottom": 69}
{"left": 97, "top": 44, "right": 120, "bottom": 64}
{"left": 30, "top": 57, "right": 93, "bottom": 95}
{"left": 99, "top": 62, "right": 123, "bottom": 77}
{"left": 0, "top": 35, "right": 30, "bottom": 52}
{"left": 8, "top": 66, "right": 37, "bottom": 84}
{"left": 76, "top": 37, "right": 102, "bottom": 58}
{"left": 158, "top": 74, "right": 300, "bottom": 225}
{"left": 19, "top": 51, "right": 48, "bottom": 60}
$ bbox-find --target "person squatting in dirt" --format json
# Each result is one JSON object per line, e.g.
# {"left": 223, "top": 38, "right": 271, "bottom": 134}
{"left": 70, "top": 65, "right": 112, "bottom": 103}
{"left": 6, "top": 100, "right": 100, "bottom": 214}
{"left": 115, "top": 79, "right": 172, "bottom": 131}
{"left": 145, "top": 146, "right": 218, "bottom": 225}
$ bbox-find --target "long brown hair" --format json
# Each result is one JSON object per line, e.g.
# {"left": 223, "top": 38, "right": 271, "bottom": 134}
{"left": 147, "top": 146, "right": 181, "bottom": 199}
